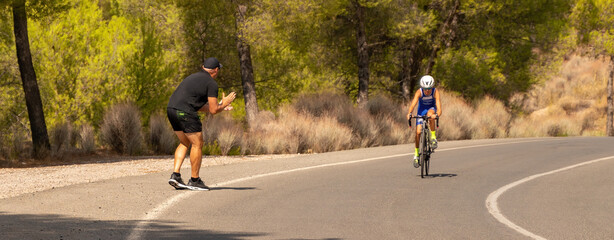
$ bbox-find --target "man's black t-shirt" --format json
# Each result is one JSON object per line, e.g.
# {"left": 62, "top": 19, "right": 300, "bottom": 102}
{"left": 167, "top": 70, "right": 218, "bottom": 114}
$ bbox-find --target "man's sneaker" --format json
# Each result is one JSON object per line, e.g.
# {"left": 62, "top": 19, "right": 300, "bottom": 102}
{"left": 413, "top": 155, "right": 420, "bottom": 168}
{"left": 187, "top": 177, "right": 210, "bottom": 191}
{"left": 168, "top": 173, "right": 188, "bottom": 190}
{"left": 431, "top": 138, "right": 438, "bottom": 149}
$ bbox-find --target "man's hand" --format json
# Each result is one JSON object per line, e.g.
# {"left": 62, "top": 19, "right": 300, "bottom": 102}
{"left": 407, "top": 113, "right": 411, "bottom": 120}
{"left": 221, "top": 92, "right": 236, "bottom": 107}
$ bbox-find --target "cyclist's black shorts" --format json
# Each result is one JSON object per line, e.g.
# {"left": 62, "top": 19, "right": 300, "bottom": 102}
{"left": 167, "top": 108, "right": 202, "bottom": 133}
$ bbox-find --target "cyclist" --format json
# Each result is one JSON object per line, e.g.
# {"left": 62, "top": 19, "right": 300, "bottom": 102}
{"left": 407, "top": 75, "right": 442, "bottom": 168}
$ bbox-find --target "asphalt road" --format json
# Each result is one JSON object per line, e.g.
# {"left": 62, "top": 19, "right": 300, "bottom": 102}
{"left": 1, "top": 137, "right": 614, "bottom": 239}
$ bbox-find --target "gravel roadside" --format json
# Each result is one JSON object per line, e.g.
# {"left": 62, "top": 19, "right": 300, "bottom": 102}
{"left": 0, "top": 154, "right": 297, "bottom": 200}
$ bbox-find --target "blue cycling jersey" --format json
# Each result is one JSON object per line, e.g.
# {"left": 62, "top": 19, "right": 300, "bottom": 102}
{"left": 417, "top": 88, "right": 437, "bottom": 116}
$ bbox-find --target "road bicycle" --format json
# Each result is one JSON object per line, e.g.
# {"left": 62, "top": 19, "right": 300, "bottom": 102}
{"left": 409, "top": 115, "right": 439, "bottom": 178}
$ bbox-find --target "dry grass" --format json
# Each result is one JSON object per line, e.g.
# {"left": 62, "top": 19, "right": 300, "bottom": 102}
{"left": 510, "top": 55, "right": 612, "bottom": 137}
{"left": 242, "top": 108, "right": 307, "bottom": 154}
{"left": 79, "top": 124, "right": 96, "bottom": 154}
{"left": 366, "top": 95, "right": 411, "bottom": 146}
{"left": 308, "top": 115, "right": 352, "bottom": 153}
{"left": 50, "top": 121, "right": 74, "bottom": 158}
{"left": 509, "top": 115, "right": 583, "bottom": 137}
{"left": 1, "top": 125, "right": 30, "bottom": 160}
{"left": 437, "top": 91, "right": 475, "bottom": 140}
{"left": 7, "top": 53, "right": 609, "bottom": 162}
{"left": 203, "top": 113, "right": 243, "bottom": 156}
{"left": 472, "top": 96, "right": 510, "bottom": 139}
{"left": 100, "top": 102, "right": 144, "bottom": 155}
{"left": 243, "top": 94, "right": 402, "bottom": 154}
{"left": 217, "top": 125, "right": 243, "bottom": 156}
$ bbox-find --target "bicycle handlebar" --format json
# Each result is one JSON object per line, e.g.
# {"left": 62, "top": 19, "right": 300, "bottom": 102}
{"left": 408, "top": 115, "right": 439, "bottom": 128}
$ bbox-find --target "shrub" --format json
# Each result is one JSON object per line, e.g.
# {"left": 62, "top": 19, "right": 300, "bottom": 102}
{"left": 202, "top": 114, "right": 238, "bottom": 144}
{"left": 366, "top": 95, "right": 405, "bottom": 123}
{"left": 242, "top": 107, "right": 354, "bottom": 154}
{"left": 100, "top": 102, "right": 144, "bottom": 155}
{"left": 242, "top": 111, "right": 277, "bottom": 155}
{"left": 202, "top": 113, "right": 243, "bottom": 155}
{"left": 50, "top": 121, "right": 74, "bottom": 158}
{"left": 292, "top": 91, "right": 351, "bottom": 117}
{"left": 509, "top": 114, "right": 582, "bottom": 137}
{"left": 9, "top": 125, "right": 29, "bottom": 159}
{"left": 437, "top": 91, "right": 474, "bottom": 140}
{"left": 79, "top": 124, "right": 96, "bottom": 154}
{"left": 308, "top": 115, "right": 352, "bottom": 153}
{"left": 255, "top": 107, "right": 309, "bottom": 154}
{"left": 339, "top": 107, "right": 379, "bottom": 148}
{"left": 365, "top": 95, "right": 411, "bottom": 146}
{"left": 217, "top": 125, "right": 243, "bottom": 156}
{"left": 149, "top": 113, "right": 177, "bottom": 155}
{"left": 472, "top": 96, "right": 510, "bottom": 139}
{"left": 250, "top": 110, "right": 276, "bottom": 132}
{"left": 0, "top": 130, "right": 7, "bottom": 161}
{"left": 274, "top": 108, "right": 307, "bottom": 153}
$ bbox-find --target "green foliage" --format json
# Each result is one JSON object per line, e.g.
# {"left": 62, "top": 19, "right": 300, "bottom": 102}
{"left": 432, "top": 0, "right": 572, "bottom": 102}
{"left": 571, "top": 0, "right": 614, "bottom": 55}
{"left": 30, "top": 0, "right": 139, "bottom": 126}
{"left": 434, "top": 46, "right": 506, "bottom": 100}
{"left": 390, "top": 1, "right": 437, "bottom": 41}
{"left": 1, "top": 0, "right": 611, "bottom": 158}
{"left": 202, "top": 141, "right": 221, "bottom": 156}
{"left": 125, "top": 19, "right": 175, "bottom": 124}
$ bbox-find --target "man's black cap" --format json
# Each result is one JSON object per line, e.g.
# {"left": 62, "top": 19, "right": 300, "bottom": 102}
{"left": 203, "top": 57, "right": 222, "bottom": 69}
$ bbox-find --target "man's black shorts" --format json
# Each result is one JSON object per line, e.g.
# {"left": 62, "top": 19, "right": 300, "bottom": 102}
{"left": 167, "top": 108, "right": 202, "bottom": 133}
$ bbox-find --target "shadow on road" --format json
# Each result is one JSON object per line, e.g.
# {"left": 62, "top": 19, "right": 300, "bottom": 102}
{"left": 422, "top": 173, "right": 457, "bottom": 178}
{"left": 0, "top": 212, "right": 266, "bottom": 240}
{"left": 210, "top": 187, "right": 257, "bottom": 191}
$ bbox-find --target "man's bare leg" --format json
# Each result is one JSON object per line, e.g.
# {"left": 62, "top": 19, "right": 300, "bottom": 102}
{"left": 173, "top": 131, "right": 191, "bottom": 173}
{"left": 185, "top": 132, "right": 204, "bottom": 178}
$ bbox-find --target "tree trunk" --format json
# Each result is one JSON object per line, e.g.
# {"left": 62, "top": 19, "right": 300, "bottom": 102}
{"left": 400, "top": 42, "right": 418, "bottom": 104}
{"left": 354, "top": 0, "right": 369, "bottom": 109}
{"left": 425, "top": 0, "right": 460, "bottom": 74}
{"left": 12, "top": 0, "right": 51, "bottom": 158}
{"left": 400, "top": 47, "right": 411, "bottom": 104}
{"left": 607, "top": 55, "right": 614, "bottom": 136}
{"left": 235, "top": 4, "right": 259, "bottom": 127}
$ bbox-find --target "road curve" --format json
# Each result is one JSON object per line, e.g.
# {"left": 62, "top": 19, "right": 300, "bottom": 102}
{"left": 1, "top": 137, "right": 613, "bottom": 239}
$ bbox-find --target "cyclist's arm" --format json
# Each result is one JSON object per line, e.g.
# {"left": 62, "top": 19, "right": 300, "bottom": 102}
{"left": 434, "top": 88, "right": 442, "bottom": 117}
{"left": 407, "top": 90, "right": 421, "bottom": 119}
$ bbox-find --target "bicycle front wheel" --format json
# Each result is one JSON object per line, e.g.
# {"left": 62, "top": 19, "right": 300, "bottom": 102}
{"left": 419, "top": 131, "right": 427, "bottom": 178}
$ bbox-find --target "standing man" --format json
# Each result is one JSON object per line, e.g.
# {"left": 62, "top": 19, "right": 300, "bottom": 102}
{"left": 166, "top": 57, "right": 236, "bottom": 190}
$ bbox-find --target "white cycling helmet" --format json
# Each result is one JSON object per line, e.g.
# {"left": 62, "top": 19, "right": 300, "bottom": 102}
{"left": 420, "top": 75, "right": 435, "bottom": 89}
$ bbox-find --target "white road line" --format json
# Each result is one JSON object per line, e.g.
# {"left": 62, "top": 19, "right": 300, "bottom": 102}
{"left": 128, "top": 139, "right": 547, "bottom": 240}
{"left": 486, "top": 155, "right": 614, "bottom": 240}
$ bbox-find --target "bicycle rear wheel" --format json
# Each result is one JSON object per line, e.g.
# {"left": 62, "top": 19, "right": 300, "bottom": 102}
{"left": 425, "top": 152, "right": 430, "bottom": 176}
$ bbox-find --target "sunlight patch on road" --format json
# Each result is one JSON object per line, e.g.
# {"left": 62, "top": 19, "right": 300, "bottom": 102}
{"left": 128, "top": 138, "right": 549, "bottom": 240}
{"left": 486, "top": 155, "right": 614, "bottom": 240}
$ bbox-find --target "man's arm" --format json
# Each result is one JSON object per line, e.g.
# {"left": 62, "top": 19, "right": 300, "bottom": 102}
{"left": 198, "top": 103, "right": 210, "bottom": 112}
{"left": 207, "top": 92, "right": 236, "bottom": 114}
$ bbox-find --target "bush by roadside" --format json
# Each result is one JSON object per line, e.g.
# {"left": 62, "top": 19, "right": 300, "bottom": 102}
{"left": 100, "top": 102, "right": 144, "bottom": 155}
